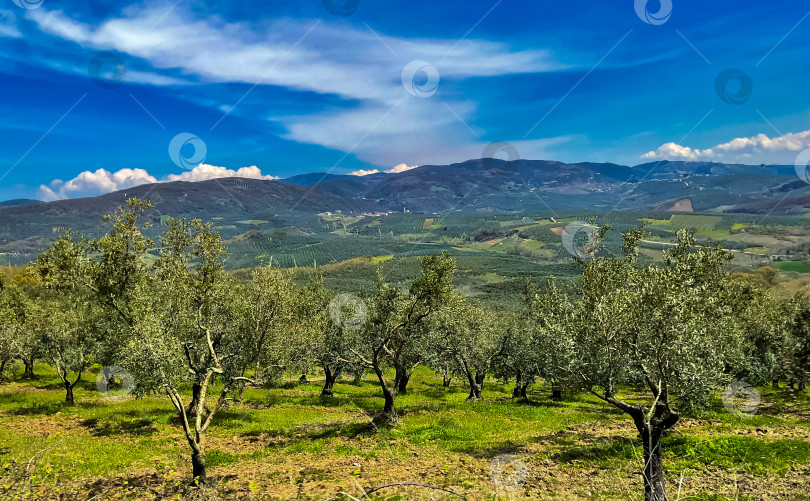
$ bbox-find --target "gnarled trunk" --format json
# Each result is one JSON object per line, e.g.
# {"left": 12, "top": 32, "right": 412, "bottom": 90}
{"left": 466, "top": 371, "right": 485, "bottom": 401}
{"left": 520, "top": 382, "right": 529, "bottom": 399}
{"left": 551, "top": 382, "right": 562, "bottom": 401}
{"left": 64, "top": 382, "right": 75, "bottom": 404}
{"left": 639, "top": 424, "right": 667, "bottom": 501}
{"left": 397, "top": 371, "right": 411, "bottom": 394}
{"left": 373, "top": 365, "right": 397, "bottom": 425}
{"left": 321, "top": 366, "right": 341, "bottom": 396}
{"left": 628, "top": 404, "right": 680, "bottom": 501}
{"left": 442, "top": 368, "right": 453, "bottom": 387}
{"left": 21, "top": 356, "right": 35, "bottom": 380}
{"left": 191, "top": 450, "right": 207, "bottom": 485}
{"left": 187, "top": 382, "right": 203, "bottom": 418}
{"left": 512, "top": 371, "right": 522, "bottom": 398}
{"left": 298, "top": 374, "right": 309, "bottom": 385}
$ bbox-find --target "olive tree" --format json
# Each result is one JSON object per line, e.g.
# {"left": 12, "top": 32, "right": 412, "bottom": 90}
{"left": 300, "top": 276, "right": 363, "bottom": 396}
{"left": 538, "top": 229, "right": 763, "bottom": 501}
{"left": 125, "top": 219, "right": 250, "bottom": 484}
{"left": 35, "top": 198, "right": 153, "bottom": 368}
{"left": 0, "top": 285, "right": 36, "bottom": 380}
{"left": 228, "top": 265, "right": 299, "bottom": 401}
{"left": 429, "top": 297, "right": 505, "bottom": 400}
{"left": 37, "top": 293, "right": 98, "bottom": 404}
{"left": 350, "top": 252, "right": 455, "bottom": 425}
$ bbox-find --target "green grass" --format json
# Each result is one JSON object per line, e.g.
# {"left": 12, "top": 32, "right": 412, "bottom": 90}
{"left": 0, "top": 364, "right": 808, "bottom": 500}
{"left": 774, "top": 261, "right": 810, "bottom": 273}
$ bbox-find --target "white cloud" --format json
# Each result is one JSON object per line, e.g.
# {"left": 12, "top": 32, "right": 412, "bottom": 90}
{"left": 38, "top": 164, "right": 278, "bottom": 201}
{"left": 38, "top": 168, "right": 157, "bottom": 201}
{"left": 349, "top": 169, "right": 380, "bottom": 177}
{"left": 350, "top": 164, "right": 419, "bottom": 176}
{"left": 386, "top": 164, "right": 418, "bottom": 174}
{"left": 23, "top": 6, "right": 568, "bottom": 166}
{"left": 165, "top": 164, "right": 278, "bottom": 182}
{"left": 642, "top": 130, "right": 810, "bottom": 164}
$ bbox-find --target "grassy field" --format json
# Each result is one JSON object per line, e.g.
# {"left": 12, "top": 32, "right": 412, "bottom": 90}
{"left": 1, "top": 365, "right": 808, "bottom": 500}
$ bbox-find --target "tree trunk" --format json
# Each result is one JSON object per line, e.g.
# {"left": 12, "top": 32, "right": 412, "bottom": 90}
{"left": 520, "top": 382, "right": 529, "bottom": 399}
{"left": 639, "top": 424, "right": 667, "bottom": 501}
{"left": 21, "top": 356, "right": 35, "bottom": 380}
{"left": 298, "top": 374, "right": 309, "bottom": 385}
{"left": 772, "top": 379, "right": 779, "bottom": 389}
{"left": 0, "top": 359, "right": 7, "bottom": 381}
{"left": 372, "top": 365, "right": 397, "bottom": 425}
{"left": 788, "top": 378, "right": 795, "bottom": 390}
{"left": 397, "top": 371, "right": 411, "bottom": 395}
{"left": 799, "top": 380, "right": 806, "bottom": 391}
{"left": 466, "top": 371, "right": 485, "bottom": 401}
{"left": 191, "top": 450, "right": 207, "bottom": 485}
{"left": 65, "top": 382, "right": 75, "bottom": 404}
{"left": 512, "top": 372, "right": 522, "bottom": 398}
{"left": 442, "top": 368, "right": 452, "bottom": 387}
{"left": 187, "top": 382, "right": 203, "bottom": 418}
{"left": 551, "top": 382, "right": 562, "bottom": 401}
{"left": 321, "top": 366, "right": 340, "bottom": 396}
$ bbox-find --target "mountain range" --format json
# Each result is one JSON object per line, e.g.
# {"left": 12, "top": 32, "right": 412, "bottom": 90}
{"left": 1, "top": 159, "right": 808, "bottom": 254}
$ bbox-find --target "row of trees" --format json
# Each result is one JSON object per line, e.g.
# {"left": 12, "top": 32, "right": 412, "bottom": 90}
{"left": 1, "top": 200, "right": 808, "bottom": 501}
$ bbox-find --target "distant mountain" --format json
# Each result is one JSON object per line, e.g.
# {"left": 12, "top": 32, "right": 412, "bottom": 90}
{"left": 2, "top": 159, "right": 809, "bottom": 247}
{"left": 0, "top": 199, "right": 42, "bottom": 208}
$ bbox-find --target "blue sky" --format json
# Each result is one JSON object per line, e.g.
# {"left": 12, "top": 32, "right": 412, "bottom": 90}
{"left": 1, "top": 0, "right": 810, "bottom": 200}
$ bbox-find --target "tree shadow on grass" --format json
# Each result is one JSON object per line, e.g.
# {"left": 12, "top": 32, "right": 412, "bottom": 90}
{"left": 79, "top": 417, "right": 159, "bottom": 437}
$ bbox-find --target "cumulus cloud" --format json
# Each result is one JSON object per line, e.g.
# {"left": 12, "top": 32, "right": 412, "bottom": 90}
{"left": 38, "top": 168, "right": 157, "bottom": 201}
{"left": 38, "top": 164, "right": 278, "bottom": 201}
{"left": 349, "top": 169, "right": 380, "bottom": 177}
{"left": 386, "top": 164, "right": 418, "bottom": 174}
{"left": 642, "top": 130, "right": 810, "bottom": 164}
{"left": 349, "top": 164, "right": 419, "bottom": 176}
{"left": 165, "top": 164, "right": 278, "bottom": 182}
